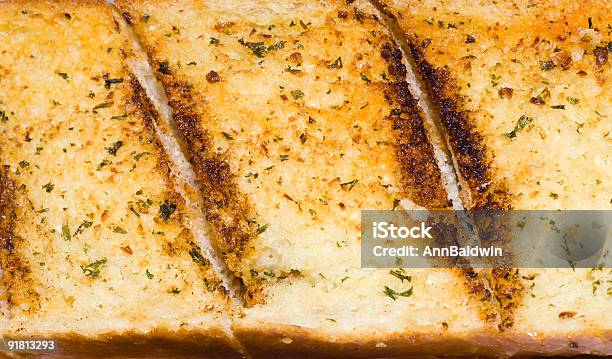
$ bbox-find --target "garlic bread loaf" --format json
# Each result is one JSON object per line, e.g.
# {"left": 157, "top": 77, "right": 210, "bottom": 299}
{"left": 117, "top": 0, "right": 501, "bottom": 356}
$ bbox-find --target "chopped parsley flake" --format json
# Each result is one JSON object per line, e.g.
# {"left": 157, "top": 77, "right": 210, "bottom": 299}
{"left": 290, "top": 89, "right": 304, "bottom": 100}
{"left": 257, "top": 223, "right": 270, "bottom": 235}
{"left": 61, "top": 224, "right": 71, "bottom": 241}
{"left": 104, "top": 78, "right": 123, "bottom": 89}
{"left": 113, "top": 226, "right": 127, "bottom": 234}
{"left": 340, "top": 179, "right": 358, "bottom": 191}
{"left": 383, "top": 285, "right": 413, "bottom": 300}
{"left": 106, "top": 141, "right": 123, "bottom": 156}
{"left": 42, "top": 182, "right": 54, "bottom": 193}
{"left": 390, "top": 268, "right": 412, "bottom": 282}
{"left": 93, "top": 102, "right": 113, "bottom": 111}
{"left": 504, "top": 115, "right": 533, "bottom": 139}
{"left": 539, "top": 60, "right": 556, "bottom": 71}
{"left": 81, "top": 258, "right": 107, "bottom": 279}
{"left": 160, "top": 201, "right": 177, "bottom": 221}
{"left": 327, "top": 57, "right": 343, "bottom": 69}
{"left": 189, "top": 248, "right": 209, "bottom": 266}
{"left": 74, "top": 220, "right": 93, "bottom": 236}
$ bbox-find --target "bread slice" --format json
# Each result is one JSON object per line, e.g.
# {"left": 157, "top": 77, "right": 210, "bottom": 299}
{"left": 375, "top": 0, "right": 611, "bottom": 355}
{"left": 0, "top": 1, "right": 239, "bottom": 357}
{"left": 117, "top": 0, "right": 506, "bottom": 356}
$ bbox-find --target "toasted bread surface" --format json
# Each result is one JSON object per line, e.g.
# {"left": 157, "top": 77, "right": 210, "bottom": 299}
{"left": 0, "top": 0, "right": 238, "bottom": 356}
{"left": 377, "top": 0, "right": 612, "bottom": 355}
{"left": 117, "top": 0, "right": 506, "bottom": 356}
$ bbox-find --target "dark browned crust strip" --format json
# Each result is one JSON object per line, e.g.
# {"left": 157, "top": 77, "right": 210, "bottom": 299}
{"left": 0, "top": 165, "right": 40, "bottom": 313}
{"left": 380, "top": 41, "right": 451, "bottom": 209}
{"left": 406, "top": 40, "right": 512, "bottom": 210}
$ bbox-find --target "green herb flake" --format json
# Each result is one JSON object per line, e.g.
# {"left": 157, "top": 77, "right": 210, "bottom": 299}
{"left": 113, "top": 226, "right": 127, "bottom": 234}
{"left": 340, "top": 179, "right": 358, "bottom": 191}
{"left": 390, "top": 268, "right": 412, "bottom": 282}
{"left": 327, "top": 57, "right": 343, "bottom": 69}
{"left": 106, "top": 140, "right": 123, "bottom": 156}
{"left": 146, "top": 269, "right": 154, "bottom": 279}
{"left": 280, "top": 154, "right": 289, "bottom": 161}
{"left": 134, "top": 152, "right": 150, "bottom": 161}
{"left": 160, "top": 201, "right": 177, "bottom": 221}
{"left": 539, "top": 60, "right": 556, "bottom": 71}
{"left": 74, "top": 220, "right": 93, "bottom": 236}
{"left": 290, "top": 89, "right": 304, "bottom": 100}
{"left": 566, "top": 97, "right": 580, "bottom": 105}
{"left": 360, "top": 73, "right": 371, "bottom": 82}
{"left": 80, "top": 258, "right": 107, "bottom": 279}
{"left": 257, "top": 223, "right": 270, "bottom": 235}
{"left": 490, "top": 73, "right": 501, "bottom": 87}
{"left": 189, "top": 248, "right": 209, "bottom": 266}
{"left": 61, "top": 224, "right": 71, "bottom": 241}
{"left": 168, "top": 287, "right": 180, "bottom": 294}
{"left": 97, "top": 159, "right": 111, "bottom": 170}
{"left": 42, "top": 182, "right": 55, "bottom": 193}
{"left": 210, "top": 37, "right": 220, "bottom": 45}
{"left": 0, "top": 110, "right": 8, "bottom": 123}
{"left": 104, "top": 78, "right": 123, "bottom": 89}
{"left": 392, "top": 198, "right": 401, "bottom": 210}
{"left": 110, "top": 114, "right": 127, "bottom": 121}
{"left": 56, "top": 72, "right": 69, "bottom": 80}
{"left": 383, "top": 285, "right": 413, "bottom": 300}
{"left": 504, "top": 115, "right": 534, "bottom": 139}
{"left": 238, "top": 39, "right": 267, "bottom": 58}
{"left": 93, "top": 102, "right": 114, "bottom": 111}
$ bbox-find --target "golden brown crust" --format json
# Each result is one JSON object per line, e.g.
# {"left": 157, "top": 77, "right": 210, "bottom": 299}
{"left": 232, "top": 321, "right": 502, "bottom": 358}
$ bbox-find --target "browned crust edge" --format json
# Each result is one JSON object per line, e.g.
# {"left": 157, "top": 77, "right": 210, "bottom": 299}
{"left": 380, "top": 41, "right": 451, "bottom": 209}
{"left": 232, "top": 321, "right": 503, "bottom": 359}
{"left": 3, "top": 326, "right": 241, "bottom": 358}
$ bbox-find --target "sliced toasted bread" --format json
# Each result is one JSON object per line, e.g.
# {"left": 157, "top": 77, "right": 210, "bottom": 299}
{"left": 118, "top": 0, "right": 503, "bottom": 356}
{"left": 376, "top": 0, "right": 611, "bottom": 355}
{"left": 0, "top": 1, "right": 239, "bottom": 356}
